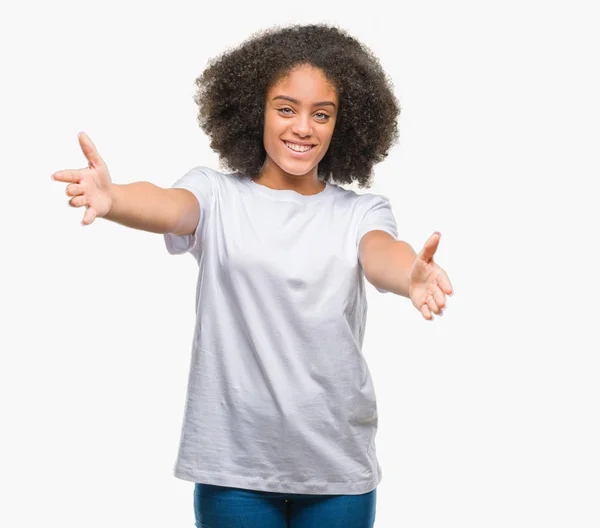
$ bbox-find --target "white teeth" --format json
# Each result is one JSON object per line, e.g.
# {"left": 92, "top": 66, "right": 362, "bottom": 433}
{"left": 285, "top": 141, "right": 313, "bottom": 152}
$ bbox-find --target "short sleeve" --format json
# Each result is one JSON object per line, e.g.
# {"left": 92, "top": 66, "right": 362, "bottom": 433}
{"left": 163, "top": 166, "right": 214, "bottom": 257}
{"left": 356, "top": 194, "right": 399, "bottom": 294}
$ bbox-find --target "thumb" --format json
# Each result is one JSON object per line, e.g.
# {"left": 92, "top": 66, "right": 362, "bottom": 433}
{"left": 78, "top": 131, "right": 105, "bottom": 169}
{"left": 418, "top": 232, "right": 441, "bottom": 263}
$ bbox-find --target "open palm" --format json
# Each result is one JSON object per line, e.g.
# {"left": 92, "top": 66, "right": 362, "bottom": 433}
{"left": 51, "top": 132, "right": 113, "bottom": 225}
{"left": 409, "top": 232, "right": 453, "bottom": 321}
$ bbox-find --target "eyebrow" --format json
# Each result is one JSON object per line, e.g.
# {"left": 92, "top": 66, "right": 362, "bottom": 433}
{"left": 272, "top": 95, "right": 337, "bottom": 109}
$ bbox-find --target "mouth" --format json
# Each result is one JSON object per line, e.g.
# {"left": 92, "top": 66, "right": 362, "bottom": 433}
{"left": 283, "top": 140, "right": 316, "bottom": 156}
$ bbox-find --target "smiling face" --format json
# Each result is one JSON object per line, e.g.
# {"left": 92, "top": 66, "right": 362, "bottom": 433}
{"left": 261, "top": 64, "right": 338, "bottom": 182}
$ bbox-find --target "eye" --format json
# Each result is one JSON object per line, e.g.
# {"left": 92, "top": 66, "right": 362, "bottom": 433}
{"left": 314, "top": 112, "right": 330, "bottom": 120}
{"left": 278, "top": 107, "right": 293, "bottom": 115}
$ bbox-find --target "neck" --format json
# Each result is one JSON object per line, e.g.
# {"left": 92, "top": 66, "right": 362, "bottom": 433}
{"left": 255, "top": 158, "right": 325, "bottom": 195}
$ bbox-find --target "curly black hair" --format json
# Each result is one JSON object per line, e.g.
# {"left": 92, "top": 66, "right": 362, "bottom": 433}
{"left": 194, "top": 23, "right": 400, "bottom": 189}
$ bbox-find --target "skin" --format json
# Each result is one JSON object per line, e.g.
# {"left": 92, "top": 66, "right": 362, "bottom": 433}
{"left": 409, "top": 232, "right": 453, "bottom": 319}
{"left": 52, "top": 67, "right": 454, "bottom": 321}
{"left": 255, "top": 64, "right": 338, "bottom": 196}
{"left": 256, "top": 64, "right": 454, "bottom": 319}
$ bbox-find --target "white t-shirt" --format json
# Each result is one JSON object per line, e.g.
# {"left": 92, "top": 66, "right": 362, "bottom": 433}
{"left": 163, "top": 166, "right": 398, "bottom": 495}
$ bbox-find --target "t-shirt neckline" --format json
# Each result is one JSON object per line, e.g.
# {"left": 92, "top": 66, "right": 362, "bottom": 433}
{"left": 243, "top": 175, "right": 332, "bottom": 202}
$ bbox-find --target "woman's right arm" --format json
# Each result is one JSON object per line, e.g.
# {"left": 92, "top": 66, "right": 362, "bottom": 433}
{"left": 106, "top": 183, "right": 199, "bottom": 235}
{"left": 52, "top": 132, "right": 199, "bottom": 236}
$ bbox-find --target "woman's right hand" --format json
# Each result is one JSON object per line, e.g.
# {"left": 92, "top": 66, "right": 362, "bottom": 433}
{"left": 52, "top": 132, "right": 114, "bottom": 225}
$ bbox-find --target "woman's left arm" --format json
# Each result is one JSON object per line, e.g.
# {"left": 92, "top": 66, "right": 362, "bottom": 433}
{"left": 359, "top": 230, "right": 453, "bottom": 320}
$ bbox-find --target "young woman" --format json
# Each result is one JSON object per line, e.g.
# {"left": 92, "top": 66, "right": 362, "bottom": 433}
{"left": 52, "top": 23, "right": 453, "bottom": 528}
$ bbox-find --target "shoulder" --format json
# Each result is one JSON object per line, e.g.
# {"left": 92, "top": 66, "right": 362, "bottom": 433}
{"left": 329, "top": 182, "right": 390, "bottom": 204}
{"left": 183, "top": 166, "right": 248, "bottom": 191}
{"left": 327, "top": 182, "right": 363, "bottom": 205}
{"left": 356, "top": 190, "right": 393, "bottom": 214}
{"left": 338, "top": 185, "right": 392, "bottom": 213}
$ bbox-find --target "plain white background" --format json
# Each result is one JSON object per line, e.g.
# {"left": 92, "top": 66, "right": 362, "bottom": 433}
{"left": 1, "top": 0, "right": 598, "bottom": 526}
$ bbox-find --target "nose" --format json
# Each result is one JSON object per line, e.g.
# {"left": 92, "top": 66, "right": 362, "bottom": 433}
{"left": 291, "top": 113, "right": 313, "bottom": 138}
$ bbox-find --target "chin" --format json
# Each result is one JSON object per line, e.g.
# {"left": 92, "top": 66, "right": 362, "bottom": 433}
{"left": 274, "top": 159, "right": 318, "bottom": 177}
{"left": 282, "top": 165, "right": 315, "bottom": 177}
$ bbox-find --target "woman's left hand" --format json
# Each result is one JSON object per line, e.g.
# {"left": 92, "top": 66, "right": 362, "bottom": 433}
{"left": 409, "top": 232, "right": 453, "bottom": 320}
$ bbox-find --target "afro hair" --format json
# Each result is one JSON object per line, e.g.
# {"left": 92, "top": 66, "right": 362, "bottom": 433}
{"left": 194, "top": 23, "right": 400, "bottom": 188}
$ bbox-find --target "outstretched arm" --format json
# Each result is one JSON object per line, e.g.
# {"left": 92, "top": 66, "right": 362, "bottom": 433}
{"left": 359, "top": 230, "right": 453, "bottom": 320}
{"left": 359, "top": 230, "right": 416, "bottom": 298}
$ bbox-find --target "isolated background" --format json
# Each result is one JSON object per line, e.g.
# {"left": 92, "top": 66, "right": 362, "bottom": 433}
{"left": 1, "top": 0, "right": 598, "bottom": 526}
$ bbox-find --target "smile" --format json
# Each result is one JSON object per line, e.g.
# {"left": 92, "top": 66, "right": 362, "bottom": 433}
{"left": 283, "top": 140, "right": 315, "bottom": 153}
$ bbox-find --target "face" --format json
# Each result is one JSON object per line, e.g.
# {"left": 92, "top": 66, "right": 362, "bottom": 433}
{"left": 262, "top": 64, "right": 338, "bottom": 179}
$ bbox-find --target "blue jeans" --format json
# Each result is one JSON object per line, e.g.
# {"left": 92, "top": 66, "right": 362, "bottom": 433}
{"left": 194, "top": 483, "right": 377, "bottom": 528}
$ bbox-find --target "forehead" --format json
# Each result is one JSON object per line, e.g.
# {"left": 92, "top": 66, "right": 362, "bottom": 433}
{"left": 268, "top": 65, "right": 338, "bottom": 102}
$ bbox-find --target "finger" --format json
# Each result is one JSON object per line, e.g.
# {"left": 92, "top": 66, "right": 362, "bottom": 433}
{"left": 82, "top": 206, "right": 96, "bottom": 226}
{"left": 427, "top": 293, "right": 440, "bottom": 315}
{"left": 69, "top": 195, "right": 89, "bottom": 208}
{"left": 432, "top": 286, "right": 446, "bottom": 311}
{"left": 418, "top": 232, "right": 441, "bottom": 264}
{"left": 78, "top": 132, "right": 105, "bottom": 169}
{"left": 52, "top": 168, "right": 86, "bottom": 183}
{"left": 53, "top": 166, "right": 93, "bottom": 184}
{"left": 420, "top": 303, "right": 433, "bottom": 320}
{"left": 437, "top": 269, "right": 454, "bottom": 296}
{"left": 66, "top": 183, "right": 85, "bottom": 197}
